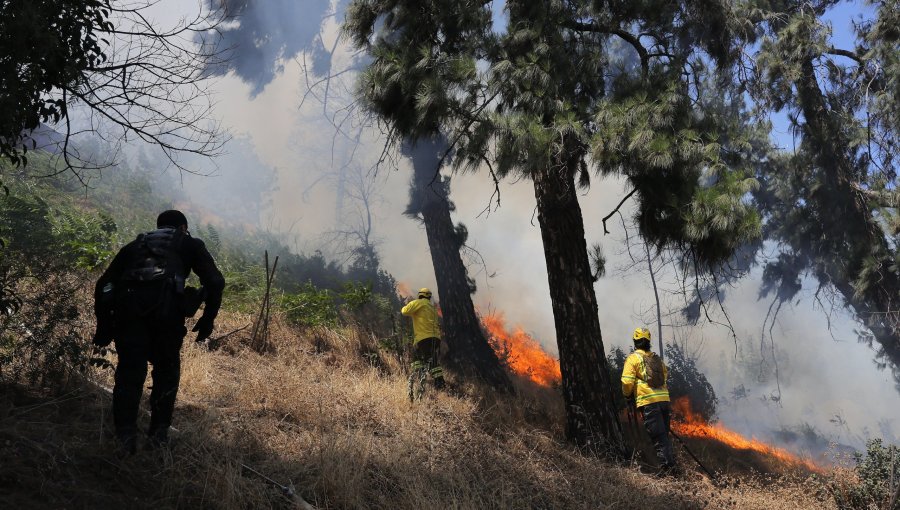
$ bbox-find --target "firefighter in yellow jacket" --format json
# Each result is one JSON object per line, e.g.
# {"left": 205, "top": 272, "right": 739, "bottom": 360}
{"left": 401, "top": 287, "right": 445, "bottom": 399}
{"left": 621, "top": 327, "right": 676, "bottom": 471}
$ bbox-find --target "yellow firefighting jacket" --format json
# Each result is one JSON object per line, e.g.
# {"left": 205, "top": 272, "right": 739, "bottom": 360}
{"left": 401, "top": 298, "right": 441, "bottom": 344}
{"left": 621, "top": 349, "right": 670, "bottom": 407}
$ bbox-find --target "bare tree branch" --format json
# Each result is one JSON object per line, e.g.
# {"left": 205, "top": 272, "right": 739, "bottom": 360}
{"left": 602, "top": 187, "right": 638, "bottom": 234}
{"left": 2, "top": 1, "right": 232, "bottom": 178}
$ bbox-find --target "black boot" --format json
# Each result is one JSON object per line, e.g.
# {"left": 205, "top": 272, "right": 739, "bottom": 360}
{"left": 116, "top": 431, "right": 138, "bottom": 457}
{"left": 145, "top": 426, "right": 170, "bottom": 450}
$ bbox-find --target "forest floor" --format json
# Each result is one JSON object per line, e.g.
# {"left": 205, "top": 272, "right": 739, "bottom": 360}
{"left": 0, "top": 310, "right": 848, "bottom": 509}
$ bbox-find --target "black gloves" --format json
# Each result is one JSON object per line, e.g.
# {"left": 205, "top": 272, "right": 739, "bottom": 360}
{"left": 93, "top": 320, "right": 114, "bottom": 347}
{"left": 182, "top": 286, "right": 207, "bottom": 318}
{"left": 192, "top": 315, "right": 214, "bottom": 343}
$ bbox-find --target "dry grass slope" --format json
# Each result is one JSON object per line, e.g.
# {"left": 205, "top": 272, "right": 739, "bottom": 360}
{"left": 0, "top": 309, "right": 838, "bottom": 509}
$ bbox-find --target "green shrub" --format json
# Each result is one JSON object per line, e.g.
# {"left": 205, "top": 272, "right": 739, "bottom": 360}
{"left": 830, "top": 439, "right": 900, "bottom": 510}
{"left": 664, "top": 343, "right": 718, "bottom": 422}
{"left": 0, "top": 182, "right": 116, "bottom": 382}
{"left": 282, "top": 283, "right": 339, "bottom": 328}
{"left": 340, "top": 281, "right": 373, "bottom": 311}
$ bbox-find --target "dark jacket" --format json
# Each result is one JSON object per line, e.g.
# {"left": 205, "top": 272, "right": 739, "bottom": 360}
{"left": 94, "top": 231, "right": 225, "bottom": 325}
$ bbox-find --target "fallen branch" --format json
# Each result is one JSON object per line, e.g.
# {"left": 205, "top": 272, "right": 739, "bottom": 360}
{"left": 241, "top": 462, "right": 317, "bottom": 510}
{"left": 207, "top": 324, "right": 251, "bottom": 351}
{"left": 209, "top": 324, "right": 251, "bottom": 342}
{"left": 670, "top": 430, "right": 718, "bottom": 483}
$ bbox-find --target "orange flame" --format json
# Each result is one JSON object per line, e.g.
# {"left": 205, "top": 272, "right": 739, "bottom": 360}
{"left": 396, "top": 282, "right": 411, "bottom": 298}
{"left": 671, "top": 397, "right": 822, "bottom": 472}
{"left": 481, "top": 312, "right": 562, "bottom": 387}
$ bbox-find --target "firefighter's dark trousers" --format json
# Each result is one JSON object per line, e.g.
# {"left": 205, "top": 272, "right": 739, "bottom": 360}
{"left": 113, "top": 317, "right": 187, "bottom": 440}
{"left": 641, "top": 401, "right": 676, "bottom": 469}
{"left": 408, "top": 337, "right": 444, "bottom": 398}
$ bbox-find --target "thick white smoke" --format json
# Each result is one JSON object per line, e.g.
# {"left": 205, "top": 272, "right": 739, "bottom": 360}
{"left": 133, "top": 0, "right": 897, "bottom": 455}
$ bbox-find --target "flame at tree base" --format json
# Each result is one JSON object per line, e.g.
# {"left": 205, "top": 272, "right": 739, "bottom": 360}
{"left": 481, "top": 311, "right": 562, "bottom": 387}
{"left": 671, "top": 397, "right": 823, "bottom": 472}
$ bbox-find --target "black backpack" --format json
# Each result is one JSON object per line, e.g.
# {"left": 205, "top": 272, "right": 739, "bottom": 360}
{"left": 117, "top": 228, "right": 186, "bottom": 318}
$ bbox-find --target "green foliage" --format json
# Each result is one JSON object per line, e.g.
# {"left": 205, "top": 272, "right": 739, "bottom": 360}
{"left": 281, "top": 280, "right": 396, "bottom": 334}
{"left": 747, "top": 1, "right": 900, "bottom": 385}
{"left": 340, "top": 281, "right": 372, "bottom": 311}
{"left": 664, "top": 343, "right": 718, "bottom": 422}
{"left": 0, "top": 0, "right": 113, "bottom": 166}
{"left": 347, "top": 0, "right": 764, "bottom": 286}
{"left": 219, "top": 261, "right": 268, "bottom": 314}
{"left": 282, "top": 283, "right": 339, "bottom": 328}
{"left": 0, "top": 180, "right": 116, "bottom": 271}
{"left": 592, "top": 74, "right": 763, "bottom": 269}
{"left": 50, "top": 208, "right": 116, "bottom": 270}
{"left": 344, "top": 0, "right": 491, "bottom": 136}
{"left": 0, "top": 178, "right": 116, "bottom": 382}
{"left": 830, "top": 439, "right": 900, "bottom": 510}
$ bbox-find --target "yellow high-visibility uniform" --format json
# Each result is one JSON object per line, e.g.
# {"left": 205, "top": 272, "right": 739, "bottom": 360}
{"left": 621, "top": 349, "right": 670, "bottom": 408}
{"left": 401, "top": 298, "right": 441, "bottom": 344}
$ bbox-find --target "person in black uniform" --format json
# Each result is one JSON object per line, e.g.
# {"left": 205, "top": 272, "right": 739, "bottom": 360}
{"left": 93, "top": 210, "right": 225, "bottom": 453}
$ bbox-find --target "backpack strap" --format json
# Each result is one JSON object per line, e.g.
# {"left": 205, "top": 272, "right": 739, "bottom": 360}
{"left": 158, "top": 228, "right": 186, "bottom": 292}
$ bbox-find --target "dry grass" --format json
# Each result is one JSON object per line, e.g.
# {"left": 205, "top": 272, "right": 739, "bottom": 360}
{"left": 0, "top": 309, "right": 839, "bottom": 509}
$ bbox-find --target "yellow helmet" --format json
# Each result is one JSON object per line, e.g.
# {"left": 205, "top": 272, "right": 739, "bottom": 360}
{"left": 632, "top": 327, "right": 651, "bottom": 341}
{"left": 418, "top": 287, "right": 432, "bottom": 299}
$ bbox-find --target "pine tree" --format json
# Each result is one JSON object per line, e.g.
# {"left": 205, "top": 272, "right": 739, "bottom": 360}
{"left": 746, "top": 0, "right": 899, "bottom": 386}
{"left": 401, "top": 136, "right": 510, "bottom": 388}
{"left": 345, "top": 0, "right": 761, "bottom": 451}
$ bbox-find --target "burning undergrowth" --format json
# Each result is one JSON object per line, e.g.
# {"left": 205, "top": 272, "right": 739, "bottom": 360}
{"left": 671, "top": 397, "right": 826, "bottom": 473}
{"left": 477, "top": 312, "right": 831, "bottom": 474}
{"left": 480, "top": 311, "right": 562, "bottom": 388}
{"left": 395, "top": 283, "right": 833, "bottom": 476}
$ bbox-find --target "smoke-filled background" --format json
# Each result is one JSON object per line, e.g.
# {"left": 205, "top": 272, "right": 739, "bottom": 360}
{"left": 107, "top": 0, "right": 898, "bottom": 453}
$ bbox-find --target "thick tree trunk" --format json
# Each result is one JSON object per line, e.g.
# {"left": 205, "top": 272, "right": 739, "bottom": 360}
{"left": 796, "top": 59, "right": 900, "bottom": 385}
{"left": 405, "top": 137, "right": 510, "bottom": 388}
{"left": 531, "top": 160, "right": 626, "bottom": 452}
{"left": 420, "top": 194, "right": 510, "bottom": 388}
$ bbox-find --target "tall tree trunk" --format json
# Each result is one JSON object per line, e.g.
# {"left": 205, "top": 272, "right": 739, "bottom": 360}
{"left": 795, "top": 58, "right": 900, "bottom": 385}
{"left": 404, "top": 138, "right": 511, "bottom": 388}
{"left": 420, "top": 189, "right": 510, "bottom": 387}
{"left": 531, "top": 158, "right": 626, "bottom": 452}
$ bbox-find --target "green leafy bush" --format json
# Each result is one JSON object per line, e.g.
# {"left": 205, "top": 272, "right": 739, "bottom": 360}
{"left": 830, "top": 439, "right": 900, "bottom": 510}
{"left": 0, "top": 182, "right": 116, "bottom": 382}
{"left": 340, "top": 281, "right": 373, "bottom": 311}
{"left": 664, "top": 343, "right": 718, "bottom": 422}
{"left": 282, "top": 283, "right": 339, "bottom": 328}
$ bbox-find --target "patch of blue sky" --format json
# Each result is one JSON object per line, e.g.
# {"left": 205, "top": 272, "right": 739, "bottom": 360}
{"left": 490, "top": 0, "right": 508, "bottom": 35}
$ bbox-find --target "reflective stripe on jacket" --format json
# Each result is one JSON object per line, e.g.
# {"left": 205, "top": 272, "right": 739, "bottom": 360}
{"left": 401, "top": 298, "right": 441, "bottom": 344}
{"left": 621, "top": 349, "right": 670, "bottom": 407}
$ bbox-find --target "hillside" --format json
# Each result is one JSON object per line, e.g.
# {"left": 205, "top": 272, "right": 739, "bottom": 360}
{"left": 0, "top": 307, "right": 841, "bottom": 509}
{"left": 0, "top": 159, "right": 888, "bottom": 509}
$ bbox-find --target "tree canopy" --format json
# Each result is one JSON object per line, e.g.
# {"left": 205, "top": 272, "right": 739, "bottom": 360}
{"left": 0, "top": 0, "right": 226, "bottom": 173}
{"left": 743, "top": 0, "right": 899, "bottom": 386}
